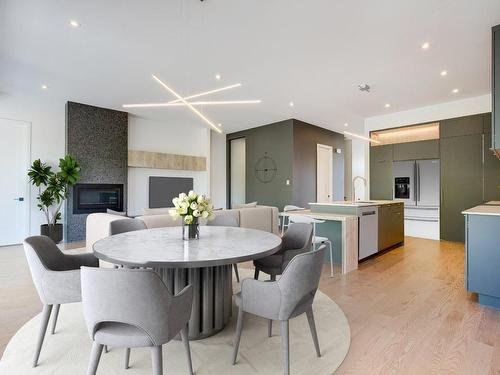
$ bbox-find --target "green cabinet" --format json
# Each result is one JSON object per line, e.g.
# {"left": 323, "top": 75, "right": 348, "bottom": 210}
{"left": 440, "top": 134, "right": 484, "bottom": 242}
{"left": 493, "top": 25, "right": 500, "bottom": 153}
{"left": 370, "top": 145, "right": 393, "bottom": 199}
{"left": 378, "top": 202, "right": 404, "bottom": 251}
{"left": 440, "top": 115, "right": 484, "bottom": 138}
{"left": 393, "top": 140, "right": 439, "bottom": 161}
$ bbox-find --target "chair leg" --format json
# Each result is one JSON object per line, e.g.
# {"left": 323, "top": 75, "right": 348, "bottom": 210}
{"left": 50, "top": 304, "right": 60, "bottom": 335}
{"left": 233, "top": 264, "right": 240, "bottom": 283}
{"left": 104, "top": 345, "right": 108, "bottom": 353}
{"left": 87, "top": 341, "right": 103, "bottom": 375}
{"left": 306, "top": 308, "right": 321, "bottom": 357}
{"left": 125, "top": 347, "right": 131, "bottom": 369}
{"left": 268, "top": 320, "right": 273, "bottom": 337}
{"left": 232, "top": 307, "right": 245, "bottom": 365}
{"left": 33, "top": 304, "right": 52, "bottom": 367}
{"left": 180, "top": 325, "right": 194, "bottom": 375}
{"left": 328, "top": 241, "right": 334, "bottom": 277}
{"left": 281, "top": 320, "right": 290, "bottom": 375}
{"left": 254, "top": 268, "right": 260, "bottom": 280}
{"left": 151, "top": 345, "right": 163, "bottom": 375}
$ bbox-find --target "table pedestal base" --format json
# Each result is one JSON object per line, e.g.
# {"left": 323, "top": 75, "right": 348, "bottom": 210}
{"left": 155, "top": 264, "right": 233, "bottom": 340}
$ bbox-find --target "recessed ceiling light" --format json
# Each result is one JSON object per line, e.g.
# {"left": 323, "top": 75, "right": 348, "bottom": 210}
{"left": 215, "top": 73, "right": 221, "bottom": 80}
{"left": 289, "top": 101, "right": 294, "bottom": 107}
{"left": 452, "top": 88, "right": 459, "bottom": 94}
{"left": 385, "top": 103, "right": 391, "bottom": 108}
{"left": 440, "top": 70, "right": 448, "bottom": 77}
{"left": 217, "top": 123, "right": 222, "bottom": 127}
{"left": 421, "top": 42, "right": 430, "bottom": 50}
{"left": 69, "top": 20, "right": 81, "bottom": 28}
{"left": 41, "top": 84, "right": 48, "bottom": 90}
{"left": 344, "top": 123, "right": 349, "bottom": 127}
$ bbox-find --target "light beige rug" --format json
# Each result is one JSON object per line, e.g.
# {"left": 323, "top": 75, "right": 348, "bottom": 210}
{"left": 0, "top": 269, "right": 350, "bottom": 374}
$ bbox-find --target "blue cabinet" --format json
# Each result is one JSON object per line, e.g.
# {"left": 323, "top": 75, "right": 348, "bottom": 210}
{"left": 465, "top": 213, "right": 500, "bottom": 308}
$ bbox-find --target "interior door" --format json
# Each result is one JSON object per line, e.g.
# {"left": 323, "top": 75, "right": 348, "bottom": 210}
{"left": 417, "top": 159, "right": 440, "bottom": 207}
{"left": 0, "top": 119, "right": 30, "bottom": 246}
{"left": 316, "top": 144, "right": 333, "bottom": 203}
{"left": 230, "top": 138, "right": 246, "bottom": 208}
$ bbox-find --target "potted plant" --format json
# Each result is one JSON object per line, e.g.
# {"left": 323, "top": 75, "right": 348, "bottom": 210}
{"left": 28, "top": 155, "right": 81, "bottom": 243}
{"left": 169, "top": 190, "right": 214, "bottom": 240}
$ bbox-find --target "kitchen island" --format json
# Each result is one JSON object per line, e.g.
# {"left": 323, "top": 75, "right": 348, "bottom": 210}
{"left": 283, "top": 200, "right": 404, "bottom": 274}
{"left": 463, "top": 203, "right": 500, "bottom": 308}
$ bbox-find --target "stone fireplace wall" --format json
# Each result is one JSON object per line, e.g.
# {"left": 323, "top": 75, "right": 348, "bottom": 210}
{"left": 65, "top": 101, "right": 128, "bottom": 242}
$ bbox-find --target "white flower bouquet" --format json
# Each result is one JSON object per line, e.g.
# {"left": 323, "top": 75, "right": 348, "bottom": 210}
{"left": 169, "top": 191, "right": 214, "bottom": 239}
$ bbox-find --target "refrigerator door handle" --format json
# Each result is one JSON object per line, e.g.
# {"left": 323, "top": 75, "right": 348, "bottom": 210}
{"left": 416, "top": 162, "right": 420, "bottom": 202}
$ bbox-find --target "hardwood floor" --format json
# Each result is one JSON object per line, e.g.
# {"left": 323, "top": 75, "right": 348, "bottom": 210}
{"left": 1, "top": 237, "right": 499, "bottom": 374}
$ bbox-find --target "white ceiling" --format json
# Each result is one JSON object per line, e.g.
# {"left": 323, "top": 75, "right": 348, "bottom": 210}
{"left": 1, "top": 0, "right": 500, "bottom": 134}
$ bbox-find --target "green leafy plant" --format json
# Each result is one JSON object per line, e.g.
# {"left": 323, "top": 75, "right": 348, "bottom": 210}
{"left": 28, "top": 155, "right": 81, "bottom": 226}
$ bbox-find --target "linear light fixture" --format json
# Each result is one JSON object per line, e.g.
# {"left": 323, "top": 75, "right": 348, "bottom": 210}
{"left": 343, "top": 131, "right": 381, "bottom": 144}
{"left": 123, "top": 99, "right": 261, "bottom": 108}
{"left": 151, "top": 74, "right": 222, "bottom": 134}
{"left": 168, "top": 83, "right": 241, "bottom": 104}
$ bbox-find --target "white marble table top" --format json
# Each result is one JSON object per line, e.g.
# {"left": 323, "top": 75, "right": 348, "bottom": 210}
{"left": 93, "top": 226, "right": 282, "bottom": 268}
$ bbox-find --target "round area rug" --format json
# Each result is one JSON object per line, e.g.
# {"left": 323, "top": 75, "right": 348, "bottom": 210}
{"left": 0, "top": 269, "right": 350, "bottom": 375}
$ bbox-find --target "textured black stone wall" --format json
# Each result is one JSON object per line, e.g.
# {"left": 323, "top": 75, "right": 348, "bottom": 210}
{"left": 65, "top": 102, "right": 128, "bottom": 242}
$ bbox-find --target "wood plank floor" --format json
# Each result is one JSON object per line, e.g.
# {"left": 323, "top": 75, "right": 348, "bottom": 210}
{"left": 1, "top": 237, "right": 499, "bottom": 374}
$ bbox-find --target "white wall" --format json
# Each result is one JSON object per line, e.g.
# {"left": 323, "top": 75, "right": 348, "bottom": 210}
{"left": 358, "top": 94, "right": 492, "bottom": 198}
{"left": 0, "top": 93, "right": 66, "bottom": 236}
{"left": 209, "top": 130, "right": 227, "bottom": 209}
{"left": 127, "top": 115, "right": 210, "bottom": 216}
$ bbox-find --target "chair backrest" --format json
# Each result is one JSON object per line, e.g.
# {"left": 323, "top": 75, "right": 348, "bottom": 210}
{"left": 207, "top": 213, "right": 239, "bottom": 227}
{"left": 279, "top": 223, "right": 313, "bottom": 254}
{"left": 24, "top": 235, "right": 67, "bottom": 271}
{"left": 277, "top": 245, "right": 326, "bottom": 320}
{"left": 109, "top": 218, "right": 147, "bottom": 235}
{"left": 81, "top": 267, "right": 191, "bottom": 345}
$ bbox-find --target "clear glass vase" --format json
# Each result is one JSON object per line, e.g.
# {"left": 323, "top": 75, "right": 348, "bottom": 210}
{"left": 182, "top": 222, "right": 199, "bottom": 240}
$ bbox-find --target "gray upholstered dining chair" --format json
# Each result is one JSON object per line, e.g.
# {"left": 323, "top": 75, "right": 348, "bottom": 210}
{"left": 81, "top": 267, "right": 194, "bottom": 375}
{"left": 23, "top": 235, "right": 99, "bottom": 367}
{"left": 233, "top": 245, "right": 326, "bottom": 375}
{"left": 109, "top": 218, "right": 147, "bottom": 235}
{"left": 207, "top": 213, "right": 241, "bottom": 282}
{"left": 253, "top": 222, "right": 313, "bottom": 281}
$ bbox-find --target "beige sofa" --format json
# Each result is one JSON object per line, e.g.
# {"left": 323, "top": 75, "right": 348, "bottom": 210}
{"left": 86, "top": 205, "right": 279, "bottom": 252}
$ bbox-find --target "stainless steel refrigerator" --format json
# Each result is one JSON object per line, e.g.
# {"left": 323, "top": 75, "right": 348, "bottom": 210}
{"left": 392, "top": 159, "right": 440, "bottom": 208}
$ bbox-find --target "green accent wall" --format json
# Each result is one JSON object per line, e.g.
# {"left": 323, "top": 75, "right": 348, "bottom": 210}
{"left": 227, "top": 119, "right": 345, "bottom": 211}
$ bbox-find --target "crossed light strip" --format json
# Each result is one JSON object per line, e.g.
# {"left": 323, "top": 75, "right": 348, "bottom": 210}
{"left": 123, "top": 74, "right": 261, "bottom": 133}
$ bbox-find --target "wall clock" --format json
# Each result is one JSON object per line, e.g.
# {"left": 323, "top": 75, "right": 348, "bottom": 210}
{"left": 254, "top": 153, "right": 277, "bottom": 183}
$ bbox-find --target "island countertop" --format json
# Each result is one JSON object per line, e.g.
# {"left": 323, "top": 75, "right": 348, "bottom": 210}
{"left": 309, "top": 200, "right": 403, "bottom": 207}
{"left": 462, "top": 203, "right": 500, "bottom": 216}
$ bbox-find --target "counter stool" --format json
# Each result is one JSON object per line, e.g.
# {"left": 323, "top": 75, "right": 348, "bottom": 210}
{"left": 281, "top": 205, "right": 305, "bottom": 235}
{"left": 288, "top": 215, "right": 334, "bottom": 277}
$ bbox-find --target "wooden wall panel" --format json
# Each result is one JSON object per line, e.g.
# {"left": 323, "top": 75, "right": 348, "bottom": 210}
{"left": 128, "top": 150, "right": 206, "bottom": 171}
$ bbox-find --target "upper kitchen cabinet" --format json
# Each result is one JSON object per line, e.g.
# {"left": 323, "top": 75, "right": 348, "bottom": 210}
{"left": 440, "top": 114, "right": 484, "bottom": 138}
{"left": 370, "top": 145, "right": 393, "bottom": 199}
{"left": 483, "top": 113, "right": 500, "bottom": 202}
{"left": 393, "top": 139, "right": 439, "bottom": 161}
{"left": 493, "top": 25, "right": 500, "bottom": 155}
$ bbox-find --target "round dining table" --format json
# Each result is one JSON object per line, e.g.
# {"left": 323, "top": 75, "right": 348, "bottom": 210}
{"left": 93, "top": 226, "right": 282, "bottom": 339}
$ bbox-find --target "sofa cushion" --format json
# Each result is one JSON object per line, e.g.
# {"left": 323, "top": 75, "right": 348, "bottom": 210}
{"left": 137, "top": 214, "right": 180, "bottom": 229}
{"left": 232, "top": 201, "right": 258, "bottom": 209}
{"left": 210, "top": 209, "right": 240, "bottom": 226}
{"left": 107, "top": 209, "right": 127, "bottom": 216}
{"left": 142, "top": 207, "right": 172, "bottom": 216}
{"left": 239, "top": 206, "right": 274, "bottom": 233}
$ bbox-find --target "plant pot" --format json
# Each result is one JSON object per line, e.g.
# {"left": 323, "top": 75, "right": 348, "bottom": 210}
{"left": 182, "top": 223, "right": 199, "bottom": 240}
{"left": 41, "top": 224, "right": 63, "bottom": 244}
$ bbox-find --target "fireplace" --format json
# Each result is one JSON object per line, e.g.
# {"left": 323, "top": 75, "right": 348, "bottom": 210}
{"left": 73, "top": 183, "right": 124, "bottom": 214}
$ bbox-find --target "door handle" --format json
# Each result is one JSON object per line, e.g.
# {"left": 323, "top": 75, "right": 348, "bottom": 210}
{"left": 14, "top": 197, "right": 24, "bottom": 201}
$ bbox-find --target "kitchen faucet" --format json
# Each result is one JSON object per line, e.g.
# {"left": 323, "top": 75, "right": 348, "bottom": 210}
{"left": 352, "top": 176, "right": 367, "bottom": 202}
